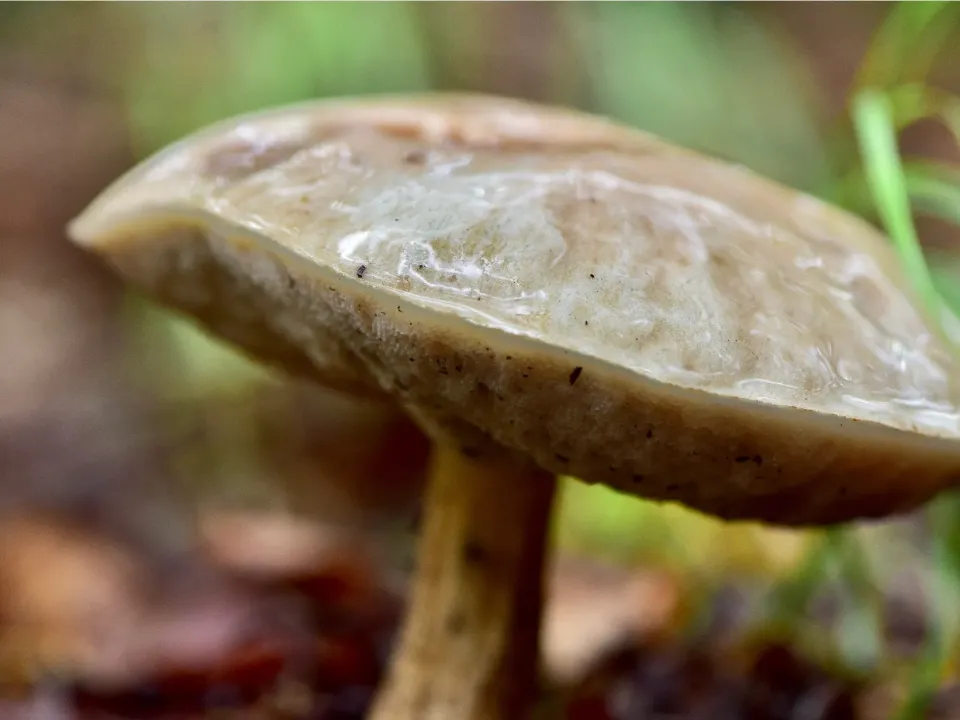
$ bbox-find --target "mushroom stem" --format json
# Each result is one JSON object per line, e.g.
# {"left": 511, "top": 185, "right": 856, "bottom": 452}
{"left": 369, "top": 444, "right": 557, "bottom": 720}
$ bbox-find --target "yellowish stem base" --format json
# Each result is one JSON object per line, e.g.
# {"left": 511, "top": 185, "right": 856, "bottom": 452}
{"left": 368, "top": 444, "right": 557, "bottom": 720}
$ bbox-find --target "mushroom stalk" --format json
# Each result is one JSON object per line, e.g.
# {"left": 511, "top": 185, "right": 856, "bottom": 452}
{"left": 369, "top": 444, "right": 557, "bottom": 720}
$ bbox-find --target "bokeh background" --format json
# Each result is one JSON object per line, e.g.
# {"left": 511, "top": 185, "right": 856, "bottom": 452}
{"left": 3, "top": 3, "right": 960, "bottom": 718}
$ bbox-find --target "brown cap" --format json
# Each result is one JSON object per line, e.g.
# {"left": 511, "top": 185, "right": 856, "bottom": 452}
{"left": 68, "top": 94, "right": 960, "bottom": 526}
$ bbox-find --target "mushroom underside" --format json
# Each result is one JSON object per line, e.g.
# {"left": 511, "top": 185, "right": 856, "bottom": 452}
{"left": 96, "top": 220, "right": 960, "bottom": 527}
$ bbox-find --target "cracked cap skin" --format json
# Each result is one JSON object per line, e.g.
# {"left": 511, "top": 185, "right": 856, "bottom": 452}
{"left": 69, "top": 93, "right": 960, "bottom": 526}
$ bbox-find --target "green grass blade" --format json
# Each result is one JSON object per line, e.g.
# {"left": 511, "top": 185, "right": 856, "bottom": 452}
{"left": 904, "top": 164, "right": 960, "bottom": 227}
{"left": 852, "top": 89, "right": 941, "bottom": 315}
{"left": 853, "top": 86, "right": 960, "bottom": 720}
{"left": 855, "top": 2, "right": 960, "bottom": 90}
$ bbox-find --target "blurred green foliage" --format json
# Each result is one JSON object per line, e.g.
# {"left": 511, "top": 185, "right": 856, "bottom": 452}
{"left": 572, "top": 2, "right": 830, "bottom": 192}
{"left": 121, "top": 3, "right": 431, "bottom": 156}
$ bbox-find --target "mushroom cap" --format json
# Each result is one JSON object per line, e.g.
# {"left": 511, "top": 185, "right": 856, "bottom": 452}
{"left": 69, "top": 94, "right": 960, "bottom": 526}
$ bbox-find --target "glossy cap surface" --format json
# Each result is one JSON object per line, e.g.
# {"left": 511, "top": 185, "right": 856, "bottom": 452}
{"left": 69, "top": 94, "right": 960, "bottom": 525}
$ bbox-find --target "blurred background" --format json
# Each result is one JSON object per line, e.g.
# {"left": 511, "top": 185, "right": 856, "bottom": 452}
{"left": 2, "top": 2, "right": 960, "bottom": 718}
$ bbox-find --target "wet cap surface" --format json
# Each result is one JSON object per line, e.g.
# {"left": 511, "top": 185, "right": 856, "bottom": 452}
{"left": 69, "top": 94, "right": 960, "bottom": 525}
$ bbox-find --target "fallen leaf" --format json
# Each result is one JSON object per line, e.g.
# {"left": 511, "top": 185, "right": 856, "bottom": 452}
{"left": 0, "top": 515, "right": 259, "bottom": 691}
{"left": 544, "top": 556, "right": 682, "bottom": 685}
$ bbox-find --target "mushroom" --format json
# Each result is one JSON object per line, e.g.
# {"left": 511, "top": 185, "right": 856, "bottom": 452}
{"left": 67, "top": 94, "right": 960, "bottom": 720}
